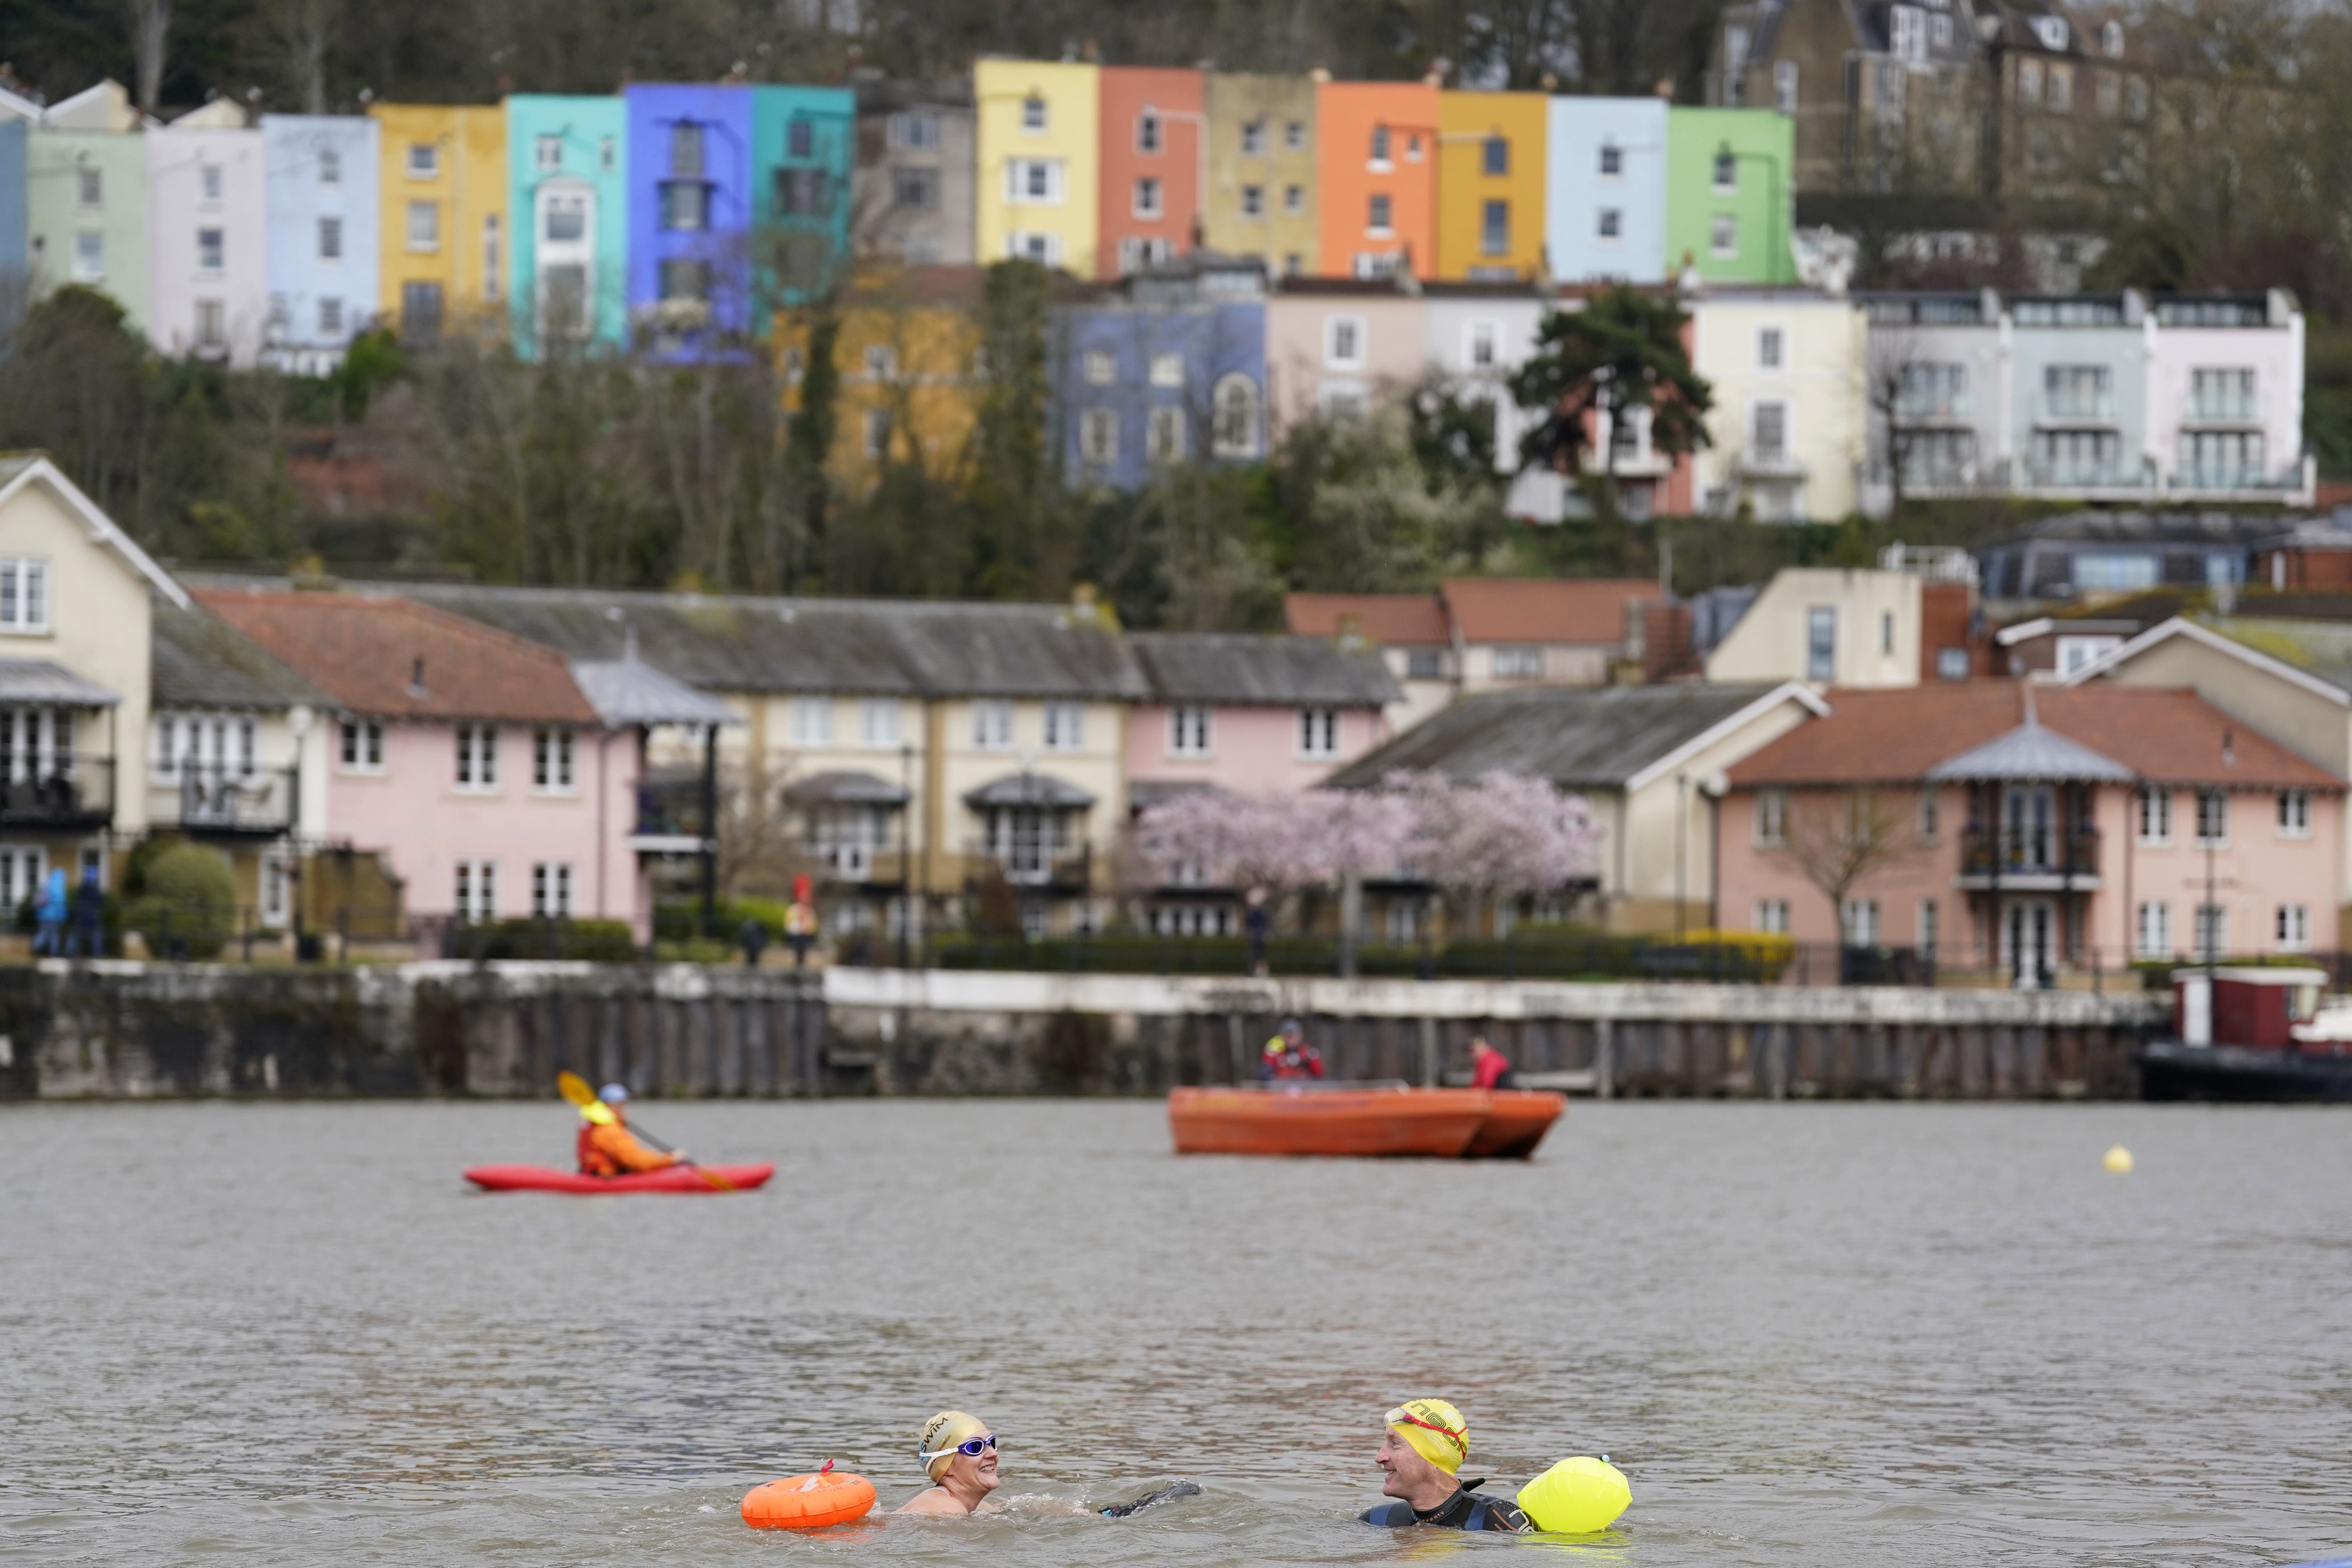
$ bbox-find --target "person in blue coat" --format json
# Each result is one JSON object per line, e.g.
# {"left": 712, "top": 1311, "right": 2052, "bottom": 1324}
{"left": 32, "top": 866, "right": 66, "bottom": 955}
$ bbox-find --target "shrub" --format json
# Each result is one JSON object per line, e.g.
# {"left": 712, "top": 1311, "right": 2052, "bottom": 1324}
{"left": 127, "top": 841, "right": 237, "bottom": 959}
{"left": 447, "top": 918, "right": 639, "bottom": 962}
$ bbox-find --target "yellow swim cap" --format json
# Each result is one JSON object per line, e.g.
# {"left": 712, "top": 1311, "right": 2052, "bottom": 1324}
{"left": 1385, "top": 1398, "right": 1468, "bottom": 1474}
{"left": 917, "top": 1411, "right": 988, "bottom": 1483}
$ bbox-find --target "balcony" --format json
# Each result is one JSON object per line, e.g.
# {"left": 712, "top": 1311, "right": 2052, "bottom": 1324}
{"left": 810, "top": 841, "right": 911, "bottom": 890}
{"left": 628, "top": 776, "right": 711, "bottom": 857}
{"left": 0, "top": 756, "right": 114, "bottom": 831}
{"left": 963, "top": 836, "right": 1092, "bottom": 892}
{"left": 1956, "top": 823, "right": 2102, "bottom": 890}
{"left": 154, "top": 763, "right": 296, "bottom": 839}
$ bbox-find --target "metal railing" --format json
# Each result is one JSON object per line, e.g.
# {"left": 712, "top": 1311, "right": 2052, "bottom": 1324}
{"left": 0, "top": 756, "right": 113, "bottom": 829}
{"left": 154, "top": 763, "right": 297, "bottom": 837}
{"left": 1959, "top": 823, "right": 2102, "bottom": 879}
{"left": 962, "top": 839, "right": 1092, "bottom": 890}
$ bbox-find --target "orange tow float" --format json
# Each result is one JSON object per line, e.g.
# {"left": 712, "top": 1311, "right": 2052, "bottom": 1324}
{"left": 741, "top": 1460, "right": 877, "bottom": 1530}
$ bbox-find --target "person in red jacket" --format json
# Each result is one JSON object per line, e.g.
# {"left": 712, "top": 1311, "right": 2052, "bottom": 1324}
{"left": 1260, "top": 1017, "right": 1325, "bottom": 1080}
{"left": 576, "top": 1084, "right": 686, "bottom": 1177}
{"left": 1468, "top": 1035, "right": 1515, "bottom": 1090}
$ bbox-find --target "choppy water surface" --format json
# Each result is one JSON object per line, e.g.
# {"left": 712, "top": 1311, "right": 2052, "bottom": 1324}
{"left": 4, "top": 1100, "right": 2351, "bottom": 1568}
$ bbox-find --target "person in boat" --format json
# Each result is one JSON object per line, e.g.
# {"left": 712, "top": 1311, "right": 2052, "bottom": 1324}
{"left": 1261, "top": 1017, "right": 1325, "bottom": 1081}
{"left": 575, "top": 1083, "right": 685, "bottom": 1177}
{"left": 1468, "top": 1035, "right": 1516, "bottom": 1090}
{"left": 898, "top": 1411, "right": 1003, "bottom": 1515}
{"left": 1359, "top": 1398, "right": 1531, "bottom": 1532}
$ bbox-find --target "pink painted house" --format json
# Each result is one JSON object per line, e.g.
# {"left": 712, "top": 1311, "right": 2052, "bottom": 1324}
{"left": 1718, "top": 682, "right": 2345, "bottom": 982}
{"left": 196, "top": 587, "right": 654, "bottom": 938}
{"left": 1265, "top": 276, "right": 1430, "bottom": 433}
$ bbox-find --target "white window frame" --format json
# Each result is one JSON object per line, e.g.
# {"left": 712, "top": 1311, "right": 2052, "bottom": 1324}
{"left": 531, "top": 861, "right": 575, "bottom": 918}
{"left": 1080, "top": 407, "right": 1118, "bottom": 464}
{"left": 1298, "top": 707, "right": 1339, "bottom": 760}
{"left": 406, "top": 199, "right": 440, "bottom": 253}
{"left": 1167, "top": 706, "right": 1212, "bottom": 758}
{"left": 2194, "top": 787, "right": 2229, "bottom": 848}
{"left": 1918, "top": 898, "right": 1938, "bottom": 954}
{"left": 0, "top": 558, "right": 51, "bottom": 635}
{"left": 1754, "top": 398, "right": 1791, "bottom": 463}
{"left": 1149, "top": 352, "right": 1185, "bottom": 389}
{"left": 2137, "top": 899, "right": 2171, "bottom": 957}
{"left": 531, "top": 727, "right": 576, "bottom": 794}
{"left": 407, "top": 142, "right": 440, "bottom": 179}
{"left": 1917, "top": 788, "right": 1939, "bottom": 841}
{"left": 2277, "top": 903, "right": 2311, "bottom": 953}
{"left": 971, "top": 699, "right": 1015, "bottom": 751}
{"left": 454, "top": 858, "right": 497, "bottom": 921}
{"left": 455, "top": 724, "right": 499, "bottom": 791}
{"left": 2137, "top": 785, "right": 2172, "bottom": 845}
{"left": 1083, "top": 349, "right": 1116, "bottom": 386}
{"left": 338, "top": 718, "right": 386, "bottom": 774}
{"left": 1325, "top": 314, "right": 1366, "bottom": 370}
{"left": 1755, "top": 787, "right": 1788, "bottom": 846}
{"left": 197, "top": 227, "right": 224, "bottom": 273}
{"left": 1366, "top": 192, "right": 1393, "bottom": 236}
{"left": 317, "top": 215, "right": 342, "bottom": 263}
{"left": 1145, "top": 405, "right": 1188, "bottom": 463}
{"left": 1775, "top": 60, "right": 1800, "bottom": 112}
{"left": 1597, "top": 207, "right": 1622, "bottom": 241}
{"left": 1841, "top": 897, "right": 1881, "bottom": 946}
{"left": 859, "top": 700, "right": 902, "bottom": 747}
{"left": 2278, "top": 788, "right": 2312, "bottom": 838}
{"left": 789, "top": 697, "right": 834, "bottom": 747}
{"left": 1755, "top": 897, "right": 1789, "bottom": 934}
{"left": 1042, "top": 702, "right": 1086, "bottom": 752}
{"left": 1133, "top": 176, "right": 1162, "bottom": 219}
{"left": 1005, "top": 158, "right": 1065, "bottom": 205}
{"left": 1756, "top": 325, "right": 1785, "bottom": 370}
{"left": 1006, "top": 232, "right": 1063, "bottom": 265}
{"left": 1465, "top": 319, "right": 1500, "bottom": 370}
{"left": 1020, "top": 96, "right": 1048, "bottom": 134}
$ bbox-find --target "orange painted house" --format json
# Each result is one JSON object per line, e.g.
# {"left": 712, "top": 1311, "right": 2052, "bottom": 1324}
{"left": 1098, "top": 67, "right": 1205, "bottom": 278}
{"left": 1435, "top": 90, "right": 1547, "bottom": 281}
{"left": 1314, "top": 77, "right": 1439, "bottom": 280}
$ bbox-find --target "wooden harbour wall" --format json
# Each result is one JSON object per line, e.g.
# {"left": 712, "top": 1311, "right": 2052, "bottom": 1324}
{"left": 0, "top": 961, "right": 2169, "bottom": 1100}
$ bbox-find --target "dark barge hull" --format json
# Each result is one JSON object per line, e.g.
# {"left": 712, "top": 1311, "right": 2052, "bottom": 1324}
{"left": 2138, "top": 1040, "right": 2352, "bottom": 1102}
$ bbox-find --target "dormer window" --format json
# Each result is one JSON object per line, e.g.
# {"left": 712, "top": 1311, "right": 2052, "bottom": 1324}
{"left": 2034, "top": 15, "right": 2069, "bottom": 50}
{"left": 2102, "top": 19, "right": 2124, "bottom": 55}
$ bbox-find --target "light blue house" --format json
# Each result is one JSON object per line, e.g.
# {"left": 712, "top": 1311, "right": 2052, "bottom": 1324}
{"left": 506, "top": 95, "right": 629, "bottom": 358}
{"left": 261, "top": 114, "right": 380, "bottom": 372}
{"left": 1546, "top": 97, "right": 1666, "bottom": 285}
{"left": 751, "top": 85, "right": 856, "bottom": 307}
{"left": 2006, "top": 292, "right": 2151, "bottom": 499}
{"left": 1056, "top": 252, "right": 1268, "bottom": 492}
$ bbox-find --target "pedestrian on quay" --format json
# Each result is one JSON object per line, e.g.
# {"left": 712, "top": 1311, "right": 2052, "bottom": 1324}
{"left": 1244, "top": 886, "right": 1271, "bottom": 976}
{"left": 31, "top": 865, "right": 66, "bottom": 955}
{"left": 67, "top": 865, "right": 104, "bottom": 957}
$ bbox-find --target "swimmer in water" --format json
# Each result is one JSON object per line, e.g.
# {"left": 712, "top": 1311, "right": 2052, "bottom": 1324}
{"left": 1359, "top": 1398, "right": 1531, "bottom": 1531}
{"left": 897, "top": 1411, "right": 1002, "bottom": 1515}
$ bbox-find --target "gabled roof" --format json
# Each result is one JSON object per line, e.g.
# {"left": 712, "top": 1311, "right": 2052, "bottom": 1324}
{"left": 193, "top": 586, "right": 601, "bottom": 726}
{"left": 1323, "top": 682, "right": 1802, "bottom": 791}
{"left": 1439, "top": 576, "right": 1662, "bottom": 644}
{"left": 1129, "top": 632, "right": 1399, "bottom": 707}
{"left": 2060, "top": 615, "right": 2352, "bottom": 705}
{"left": 151, "top": 600, "right": 329, "bottom": 711}
{"left": 0, "top": 455, "right": 189, "bottom": 609}
{"left": 1926, "top": 720, "right": 2134, "bottom": 782}
{"left": 1283, "top": 592, "right": 1449, "bottom": 647}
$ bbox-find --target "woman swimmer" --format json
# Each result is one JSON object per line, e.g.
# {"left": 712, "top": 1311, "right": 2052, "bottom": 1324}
{"left": 897, "top": 1411, "right": 1003, "bottom": 1515}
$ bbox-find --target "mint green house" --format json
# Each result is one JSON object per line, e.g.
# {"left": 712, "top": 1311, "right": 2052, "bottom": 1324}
{"left": 750, "top": 85, "right": 855, "bottom": 310}
{"left": 1664, "top": 108, "right": 1795, "bottom": 286}
{"left": 505, "top": 94, "right": 629, "bottom": 358}
{"left": 25, "top": 124, "right": 149, "bottom": 329}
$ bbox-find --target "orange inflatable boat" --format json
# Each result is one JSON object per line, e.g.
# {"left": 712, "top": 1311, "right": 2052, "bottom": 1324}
{"left": 1167, "top": 1084, "right": 1564, "bottom": 1159}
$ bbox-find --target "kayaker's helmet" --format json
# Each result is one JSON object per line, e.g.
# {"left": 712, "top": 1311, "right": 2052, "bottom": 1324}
{"left": 599, "top": 1082, "right": 631, "bottom": 1105}
{"left": 1280, "top": 1016, "right": 1303, "bottom": 1037}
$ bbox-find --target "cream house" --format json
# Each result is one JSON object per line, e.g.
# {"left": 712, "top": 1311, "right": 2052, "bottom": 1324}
{"left": 1690, "top": 287, "right": 1866, "bottom": 521}
{"left": 1704, "top": 566, "right": 1965, "bottom": 688}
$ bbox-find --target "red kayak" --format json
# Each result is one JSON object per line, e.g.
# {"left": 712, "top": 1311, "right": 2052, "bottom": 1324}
{"left": 463, "top": 1163, "right": 775, "bottom": 1194}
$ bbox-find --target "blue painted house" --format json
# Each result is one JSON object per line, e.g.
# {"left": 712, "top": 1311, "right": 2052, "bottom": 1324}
{"left": 1056, "top": 251, "right": 1268, "bottom": 491}
{"left": 625, "top": 83, "right": 756, "bottom": 359}
{"left": 1546, "top": 97, "right": 1666, "bottom": 285}
{"left": 261, "top": 114, "right": 380, "bottom": 371}
{"left": 506, "top": 94, "right": 629, "bottom": 358}
{"left": 752, "top": 85, "right": 856, "bottom": 308}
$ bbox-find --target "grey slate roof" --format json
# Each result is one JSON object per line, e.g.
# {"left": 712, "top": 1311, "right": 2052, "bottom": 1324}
{"left": 1322, "top": 682, "right": 1791, "bottom": 790}
{"left": 783, "top": 770, "right": 910, "bottom": 805}
{"left": 569, "top": 653, "right": 740, "bottom": 727}
{"left": 149, "top": 601, "right": 325, "bottom": 710}
{"left": 1926, "top": 720, "right": 2135, "bottom": 782}
{"left": 0, "top": 658, "right": 119, "bottom": 707}
{"left": 1129, "top": 632, "right": 1401, "bottom": 707}
{"left": 964, "top": 771, "right": 1097, "bottom": 808}
{"left": 383, "top": 581, "right": 1152, "bottom": 702}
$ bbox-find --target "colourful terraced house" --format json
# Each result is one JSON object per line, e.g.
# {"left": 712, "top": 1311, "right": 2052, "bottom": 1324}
{"left": 1097, "top": 66, "right": 1203, "bottom": 278}
{"left": 974, "top": 57, "right": 1100, "bottom": 275}
{"left": 1316, "top": 76, "right": 1440, "bottom": 280}
{"left": 370, "top": 102, "right": 508, "bottom": 342}
{"left": 506, "top": 95, "right": 629, "bottom": 357}
{"left": 1434, "top": 89, "right": 1545, "bottom": 282}
{"left": 1664, "top": 106, "right": 1795, "bottom": 285}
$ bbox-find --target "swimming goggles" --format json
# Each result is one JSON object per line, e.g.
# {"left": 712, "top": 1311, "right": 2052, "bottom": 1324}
{"left": 1386, "top": 1408, "right": 1467, "bottom": 1452}
{"left": 919, "top": 1433, "right": 999, "bottom": 1461}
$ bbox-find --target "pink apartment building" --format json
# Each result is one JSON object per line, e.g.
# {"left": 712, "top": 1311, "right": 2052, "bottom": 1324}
{"left": 1718, "top": 682, "right": 2345, "bottom": 981}
{"left": 196, "top": 587, "right": 650, "bottom": 937}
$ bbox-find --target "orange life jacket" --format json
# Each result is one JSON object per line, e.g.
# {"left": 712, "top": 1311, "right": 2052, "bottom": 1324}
{"left": 576, "top": 1119, "right": 676, "bottom": 1176}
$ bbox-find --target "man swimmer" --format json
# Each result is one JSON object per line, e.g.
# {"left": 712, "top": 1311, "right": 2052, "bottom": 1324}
{"left": 1358, "top": 1398, "right": 1531, "bottom": 1531}
{"left": 898, "top": 1411, "right": 1003, "bottom": 1515}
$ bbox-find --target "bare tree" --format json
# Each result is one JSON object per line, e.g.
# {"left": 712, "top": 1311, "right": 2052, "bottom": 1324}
{"left": 1767, "top": 788, "right": 1927, "bottom": 941}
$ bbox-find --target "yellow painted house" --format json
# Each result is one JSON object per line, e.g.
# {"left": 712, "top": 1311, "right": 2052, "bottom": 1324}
{"left": 370, "top": 103, "right": 508, "bottom": 338}
{"left": 778, "top": 265, "right": 983, "bottom": 494}
{"left": 973, "top": 58, "right": 1099, "bottom": 276}
{"left": 1436, "top": 91, "right": 1548, "bottom": 281}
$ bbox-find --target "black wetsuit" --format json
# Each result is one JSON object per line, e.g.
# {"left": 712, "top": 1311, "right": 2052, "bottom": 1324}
{"left": 1359, "top": 1477, "right": 1531, "bottom": 1532}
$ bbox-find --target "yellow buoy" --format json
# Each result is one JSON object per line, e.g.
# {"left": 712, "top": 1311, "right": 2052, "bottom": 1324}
{"left": 2103, "top": 1145, "right": 2133, "bottom": 1174}
{"left": 1516, "top": 1455, "right": 1630, "bottom": 1534}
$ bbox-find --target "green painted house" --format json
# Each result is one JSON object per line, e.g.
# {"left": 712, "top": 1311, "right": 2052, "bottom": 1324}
{"left": 1664, "top": 108, "right": 1795, "bottom": 286}
{"left": 24, "top": 82, "right": 149, "bottom": 329}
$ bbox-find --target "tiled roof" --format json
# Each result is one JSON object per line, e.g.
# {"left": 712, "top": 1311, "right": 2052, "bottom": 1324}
{"left": 1730, "top": 682, "right": 2342, "bottom": 788}
{"left": 1129, "top": 632, "right": 1399, "bottom": 707}
{"left": 193, "top": 586, "right": 601, "bottom": 726}
{"left": 150, "top": 600, "right": 329, "bottom": 711}
{"left": 1324, "top": 682, "right": 1793, "bottom": 790}
{"left": 1283, "top": 593, "right": 1450, "bottom": 647}
{"left": 1438, "top": 576, "right": 1663, "bottom": 644}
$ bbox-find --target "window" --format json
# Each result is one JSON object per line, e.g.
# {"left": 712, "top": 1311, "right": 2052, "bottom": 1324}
{"left": 406, "top": 200, "right": 439, "bottom": 252}
{"left": 1043, "top": 703, "right": 1085, "bottom": 751}
{"left": 1753, "top": 399, "right": 1788, "bottom": 462}
{"left": 1284, "top": 184, "right": 1304, "bottom": 215}
{"left": 1326, "top": 315, "right": 1365, "bottom": 368}
{"left": 1406, "top": 134, "right": 1422, "bottom": 161}
{"left": 76, "top": 166, "right": 101, "bottom": 207}
{"left": 1211, "top": 374, "right": 1261, "bottom": 459}
{"left": 455, "top": 725, "right": 499, "bottom": 788}
{"left": 1889, "top": 4, "right": 1928, "bottom": 62}
{"left": 2278, "top": 904, "right": 2311, "bottom": 952}
{"left": 1937, "top": 647, "right": 1969, "bottom": 680}
{"left": 1757, "top": 326, "right": 1784, "bottom": 369}
{"left": 860, "top": 700, "right": 902, "bottom": 747}
{"left": 532, "top": 727, "right": 574, "bottom": 791}
{"left": 2195, "top": 787, "right": 2227, "bottom": 846}
{"left": 1710, "top": 214, "right": 1737, "bottom": 257}
{"left": 1240, "top": 184, "right": 1263, "bottom": 218}
{"left": 1481, "top": 136, "right": 1508, "bottom": 176}
{"left": 2137, "top": 786, "right": 2172, "bottom": 844}
{"left": 790, "top": 698, "right": 834, "bottom": 747}
{"left": 1805, "top": 606, "right": 1835, "bottom": 680}
{"left": 776, "top": 168, "right": 831, "bottom": 218}
{"left": 1007, "top": 232, "right": 1062, "bottom": 265}
{"left": 1133, "top": 177, "right": 1162, "bottom": 218}
{"left": 1899, "top": 362, "right": 1967, "bottom": 418}
{"left": 1406, "top": 648, "right": 1443, "bottom": 680}
{"left": 971, "top": 699, "right": 1015, "bottom": 749}
{"left": 1931, "top": 13, "right": 1952, "bottom": 47}
{"left": 893, "top": 167, "right": 940, "bottom": 210}
{"left": 0, "top": 559, "right": 50, "bottom": 634}
{"left": 1370, "top": 125, "right": 1391, "bottom": 165}
{"left": 454, "top": 859, "right": 497, "bottom": 921}
{"left": 199, "top": 163, "right": 222, "bottom": 203}
{"left": 2018, "top": 58, "right": 2043, "bottom": 105}
{"left": 482, "top": 215, "right": 502, "bottom": 302}
{"left": 1755, "top": 788, "right": 1790, "bottom": 845}
{"left": 318, "top": 297, "right": 343, "bottom": 336}
{"left": 662, "top": 178, "right": 711, "bottom": 231}
{"left": 72, "top": 231, "right": 103, "bottom": 281}
{"left": 658, "top": 258, "right": 711, "bottom": 303}
{"left": 2127, "top": 76, "right": 2149, "bottom": 118}
{"left": 2043, "top": 365, "right": 2111, "bottom": 419}
{"left": 543, "top": 193, "right": 586, "bottom": 244}
{"left": 1880, "top": 611, "right": 1895, "bottom": 655}
{"left": 862, "top": 408, "right": 890, "bottom": 458}
{"left": 1480, "top": 199, "right": 1509, "bottom": 256}
{"left": 2194, "top": 902, "right": 2226, "bottom": 961}
{"left": 194, "top": 300, "right": 225, "bottom": 350}
{"left": 890, "top": 112, "right": 940, "bottom": 150}
{"left": 261, "top": 853, "right": 290, "bottom": 927}
{"left": 1283, "top": 252, "right": 1302, "bottom": 276}
{"left": 2054, "top": 635, "right": 2121, "bottom": 676}
{"left": 1490, "top": 647, "right": 1540, "bottom": 679}
{"left": 600, "top": 136, "right": 617, "bottom": 172}
{"left": 1006, "top": 158, "right": 1064, "bottom": 204}
{"left": 1918, "top": 789, "right": 1939, "bottom": 841}
{"left": 1146, "top": 406, "right": 1187, "bottom": 462}
{"left": 1756, "top": 898, "right": 1790, "bottom": 934}
{"left": 1467, "top": 321, "right": 1498, "bottom": 368}
{"left": 1298, "top": 708, "right": 1338, "bottom": 758}
{"left": 1021, "top": 95, "right": 1048, "bottom": 133}
{"left": 1285, "top": 121, "right": 1305, "bottom": 150}
{"left": 338, "top": 718, "right": 384, "bottom": 772}
{"left": 2048, "top": 63, "right": 2073, "bottom": 112}
{"left": 1241, "top": 119, "right": 1265, "bottom": 155}
{"left": 1367, "top": 193, "right": 1392, "bottom": 235}
{"left": 1598, "top": 142, "right": 1622, "bottom": 177}
{"left": 1148, "top": 353, "right": 1185, "bottom": 389}
{"left": 1843, "top": 898, "right": 1881, "bottom": 945}
{"left": 863, "top": 344, "right": 898, "bottom": 379}
{"left": 1597, "top": 207, "right": 1621, "bottom": 240}
{"left": 1918, "top": 898, "right": 1939, "bottom": 954}
{"left": 2279, "top": 789, "right": 2312, "bottom": 837}
{"left": 786, "top": 118, "right": 814, "bottom": 159}
{"left": 1137, "top": 110, "right": 1162, "bottom": 153}
{"left": 535, "top": 134, "right": 562, "bottom": 171}
{"left": 197, "top": 228, "right": 223, "bottom": 272}
{"left": 2191, "top": 369, "right": 2257, "bottom": 421}
{"left": 317, "top": 216, "right": 342, "bottom": 261}
{"left": 2103, "top": 19, "right": 2125, "bottom": 56}
{"left": 2096, "top": 71, "right": 2120, "bottom": 115}
{"left": 2179, "top": 432, "right": 2266, "bottom": 488}
{"left": 1775, "top": 60, "right": 1799, "bottom": 112}
{"left": 1712, "top": 150, "right": 1737, "bottom": 191}
{"left": 2137, "top": 900, "right": 2171, "bottom": 956}
{"left": 1080, "top": 407, "right": 1117, "bottom": 463}
{"left": 408, "top": 143, "right": 439, "bottom": 179}
{"left": 531, "top": 862, "right": 574, "bottom": 918}
{"left": 1083, "top": 349, "right": 1116, "bottom": 386}
{"left": 1168, "top": 706, "right": 1212, "bottom": 757}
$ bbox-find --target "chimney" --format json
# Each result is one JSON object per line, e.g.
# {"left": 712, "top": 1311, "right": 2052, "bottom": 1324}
{"left": 408, "top": 656, "right": 427, "bottom": 698}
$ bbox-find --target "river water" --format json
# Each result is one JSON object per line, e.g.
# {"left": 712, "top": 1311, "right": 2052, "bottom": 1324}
{"left": 4, "top": 1100, "right": 2350, "bottom": 1568}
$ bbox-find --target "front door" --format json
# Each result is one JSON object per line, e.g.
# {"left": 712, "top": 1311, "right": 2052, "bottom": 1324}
{"left": 2004, "top": 899, "right": 2055, "bottom": 986}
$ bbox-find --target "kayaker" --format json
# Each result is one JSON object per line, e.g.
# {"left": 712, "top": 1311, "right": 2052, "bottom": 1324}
{"left": 1359, "top": 1398, "right": 1531, "bottom": 1532}
{"left": 1469, "top": 1035, "right": 1515, "bottom": 1090}
{"left": 898, "top": 1411, "right": 1003, "bottom": 1515}
{"left": 1260, "top": 1017, "right": 1324, "bottom": 1081}
{"left": 576, "top": 1083, "right": 686, "bottom": 1177}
